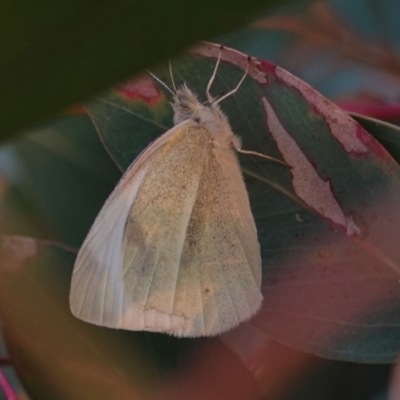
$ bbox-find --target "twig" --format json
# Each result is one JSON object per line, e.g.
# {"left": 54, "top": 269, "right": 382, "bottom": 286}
{"left": 0, "top": 368, "right": 18, "bottom": 400}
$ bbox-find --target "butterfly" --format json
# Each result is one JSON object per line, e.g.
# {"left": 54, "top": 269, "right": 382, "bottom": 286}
{"left": 69, "top": 50, "right": 285, "bottom": 337}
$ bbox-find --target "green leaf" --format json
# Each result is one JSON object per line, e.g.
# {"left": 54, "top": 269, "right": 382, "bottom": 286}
{"left": 0, "top": 115, "right": 121, "bottom": 247}
{"left": 352, "top": 114, "right": 400, "bottom": 165}
{"left": 85, "top": 43, "right": 400, "bottom": 362}
{"left": 0, "top": 0, "right": 293, "bottom": 143}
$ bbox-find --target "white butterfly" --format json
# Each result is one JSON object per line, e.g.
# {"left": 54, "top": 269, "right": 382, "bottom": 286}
{"left": 70, "top": 55, "right": 268, "bottom": 337}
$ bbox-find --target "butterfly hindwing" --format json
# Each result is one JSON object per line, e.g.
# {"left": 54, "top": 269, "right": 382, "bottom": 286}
{"left": 122, "top": 124, "right": 262, "bottom": 336}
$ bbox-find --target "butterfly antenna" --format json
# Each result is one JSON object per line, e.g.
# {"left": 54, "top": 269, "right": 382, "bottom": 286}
{"left": 147, "top": 70, "right": 175, "bottom": 96}
{"left": 169, "top": 61, "right": 177, "bottom": 92}
{"left": 213, "top": 57, "right": 250, "bottom": 106}
{"left": 206, "top": 45, "right": 223, "bottom": 104}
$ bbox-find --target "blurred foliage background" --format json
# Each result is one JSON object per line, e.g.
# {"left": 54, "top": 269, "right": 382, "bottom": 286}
{"left": 1, "top": 0, "right": 400, "bottom": 399}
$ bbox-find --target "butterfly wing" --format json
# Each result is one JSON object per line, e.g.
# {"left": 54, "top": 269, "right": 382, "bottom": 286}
{"left": 69, "top": 123, "right": 186, "bottom": 327}
{"left": 71, "top": 123, "right": 262, "bottom": 336}
{"left": 122, "top": 125, "right": 262, "bottom": 336}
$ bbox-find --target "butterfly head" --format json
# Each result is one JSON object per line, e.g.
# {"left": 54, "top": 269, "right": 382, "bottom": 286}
{"left": 172, "top": 85, "right": 231, "bottom": 139}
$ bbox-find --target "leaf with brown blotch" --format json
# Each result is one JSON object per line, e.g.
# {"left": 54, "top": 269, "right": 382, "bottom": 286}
{"left": 85, "top": 42, "right": 400, "bottom": 363}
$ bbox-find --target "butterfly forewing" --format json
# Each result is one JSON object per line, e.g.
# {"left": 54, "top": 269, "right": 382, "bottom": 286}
{"left": 70, "top": 124, "right": 185, "bottom": 327}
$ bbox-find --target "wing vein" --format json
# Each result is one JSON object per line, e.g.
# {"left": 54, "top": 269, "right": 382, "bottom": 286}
{"left": 171, "top": 160, "right": 206, "bottom": 317}
{"left": 220, "top": 252, "right": 240, "bottom": 327}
